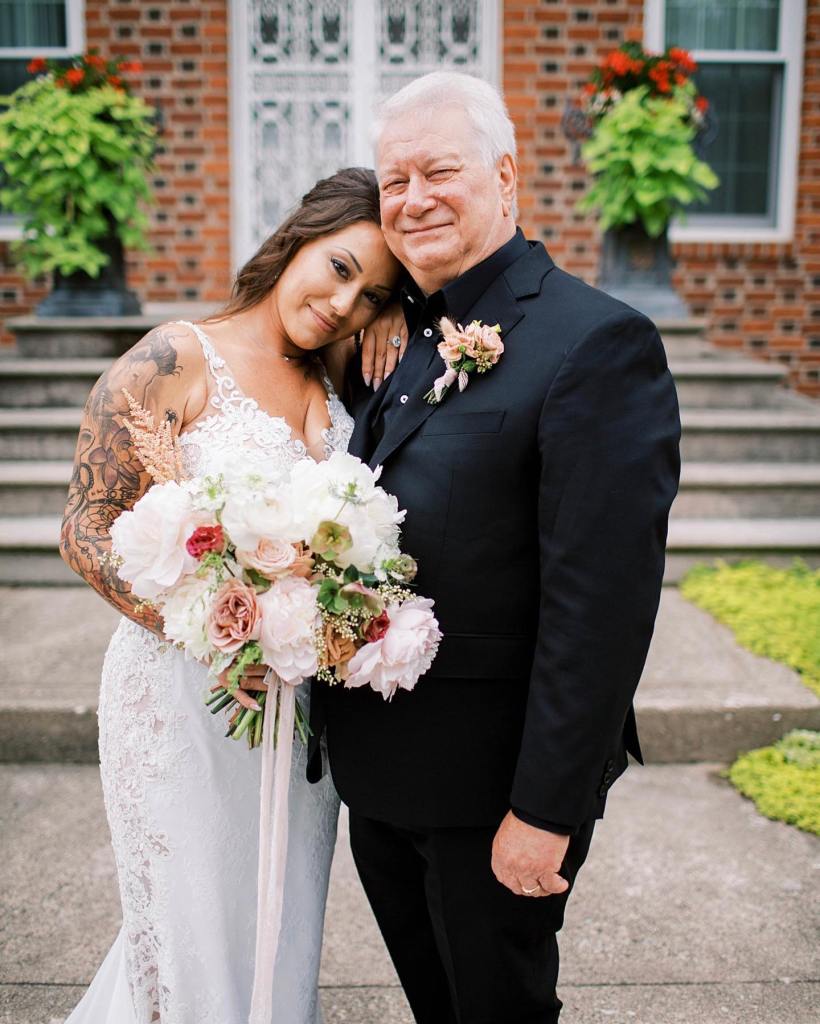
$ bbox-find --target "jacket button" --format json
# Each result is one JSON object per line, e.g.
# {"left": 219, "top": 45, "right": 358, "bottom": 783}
{"left": 598, "top": 784, "right": 608, "bottom": 798}
{"left": 400, "top": 394, "right": 409, "bottom": 404}
{"left": 423, "top": 327, "right": 433, "bottom": 338}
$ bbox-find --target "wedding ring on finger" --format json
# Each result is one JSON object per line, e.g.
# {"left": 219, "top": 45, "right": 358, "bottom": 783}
{"left": 389, "top": 334, "right": 402, "bottom": 348}
{"left": 522, "top": 883, "right": 541, "bottom": 895}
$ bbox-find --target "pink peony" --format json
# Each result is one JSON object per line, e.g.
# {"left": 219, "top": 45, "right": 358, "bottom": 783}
{"left": 344, "top": 598, "right": 441, "bottom": 701}
{"left": 236, "top": 537, "right": 297, "bottom": 579}
{"left": 207, "top": 579, "right": 261, "bottom": 655}
{"left": 257, "top": 576, "right": 320, "bottom": 685}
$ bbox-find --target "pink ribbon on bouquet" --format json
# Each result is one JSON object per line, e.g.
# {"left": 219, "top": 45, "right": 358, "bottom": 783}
{"left": 248, "top": 671, "right": 297, "bottom": 1024}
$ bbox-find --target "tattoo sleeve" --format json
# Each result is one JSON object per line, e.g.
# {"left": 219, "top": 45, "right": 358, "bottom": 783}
{"left": 60, "top": 324, "right": 190, "bottom": 633}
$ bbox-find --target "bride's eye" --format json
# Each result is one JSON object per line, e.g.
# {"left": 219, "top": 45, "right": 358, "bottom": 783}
{"left": 364, "top": 291, "right": 382, "bottom": 307}
{"left": 331, "top": 257, "right": 349, "bottom": 279}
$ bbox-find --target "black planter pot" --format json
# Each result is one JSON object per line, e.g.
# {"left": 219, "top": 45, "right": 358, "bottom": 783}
{"left": 36, "top": 230, "right": 141, "bottom": 317}
{"left": 597, "top": 222, "right": 689, "bottom": 320}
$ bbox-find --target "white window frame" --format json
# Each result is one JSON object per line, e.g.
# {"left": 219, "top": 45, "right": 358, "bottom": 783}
{"left": 644, "top": 0, "right": 805, "bottom": 244}
{"left": 0, "top": 0, "right": 86, "bottom": 241}
{"left": 229, "top": 0, "right": 502, "bottom": 271}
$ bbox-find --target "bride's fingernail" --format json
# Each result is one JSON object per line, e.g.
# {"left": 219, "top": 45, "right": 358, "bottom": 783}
{"left": 373, "top": 377, "right": 382, "bottom": 390}
{"left": 363, "top": 372, "right": 372, "bottom": 386}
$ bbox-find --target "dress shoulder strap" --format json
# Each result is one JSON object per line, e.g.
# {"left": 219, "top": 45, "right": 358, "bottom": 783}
{"left": 174, "top": 320, "right": 228, "bottom": 384}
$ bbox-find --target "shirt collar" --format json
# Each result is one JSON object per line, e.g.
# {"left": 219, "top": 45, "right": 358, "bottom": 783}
{"left": 400, "top": 228, "right": 529, "bottom": 336}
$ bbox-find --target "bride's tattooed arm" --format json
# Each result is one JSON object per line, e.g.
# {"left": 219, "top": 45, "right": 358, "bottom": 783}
{"left": 60, "top": 323, "right": 203, "bottom": 631}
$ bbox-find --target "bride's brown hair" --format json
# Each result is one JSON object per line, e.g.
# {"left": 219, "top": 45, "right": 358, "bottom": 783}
{"left": 212, "top": 167, "right": 383, "bottom": 319}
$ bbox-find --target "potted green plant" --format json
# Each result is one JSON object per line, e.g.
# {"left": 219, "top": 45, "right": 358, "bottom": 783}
{"left": 574, "top": 43, "right": 719, "bottom": 319}
{"left": 0, "top": 50, "right": 156, "bottom": 316}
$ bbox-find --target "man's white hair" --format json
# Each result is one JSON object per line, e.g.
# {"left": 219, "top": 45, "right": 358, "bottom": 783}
{"left": 373, "top": 71, "right": 517, "bottom": 169}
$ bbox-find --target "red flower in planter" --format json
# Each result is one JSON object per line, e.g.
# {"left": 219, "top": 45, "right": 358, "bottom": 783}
{"left": 65, "top": 68, "right": 85, "bottom": 87}
{"left": 27, "top": 57, "right": 46, "bottom": 74}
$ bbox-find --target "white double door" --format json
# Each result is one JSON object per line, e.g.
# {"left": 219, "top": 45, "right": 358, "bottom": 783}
{"left": 229, "top": 0, "right": 500, "bottom": 266}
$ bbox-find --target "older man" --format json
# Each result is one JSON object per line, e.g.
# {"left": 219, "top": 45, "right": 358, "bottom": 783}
{"left": 317, "top": 72, "right": 680, "bottom": 1023}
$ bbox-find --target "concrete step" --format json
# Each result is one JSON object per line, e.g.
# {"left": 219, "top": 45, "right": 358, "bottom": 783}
{"left": 0, "top": 461, "right": 71, "bottom": 516}
{"left": 4, "top": 306, "right": 215, "bottom": 358}
{"left": 664, "top": 517, "right": 820, "bottom": 582}
{"left": 0, "top": 359, "right": 107, "bottom": 408}
{"left": 680, "top": 408, "right": 820, "bottom": 461}
{"left": 1, "top": 587, "right": 818, "bottom": 764}
{"left": 673, "top": 462, "right": 820, "bottom": 518}
{"left": 0, "top": 516, "right": 75, "bottom": 585}
{"left": 669, "top": 359, "right": 791, "bottom": 408}
{"left": 0, "top": 408, "right": 82, "bottom": 460}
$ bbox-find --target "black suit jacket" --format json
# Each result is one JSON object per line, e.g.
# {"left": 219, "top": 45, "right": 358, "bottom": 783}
{"left": 317, "top": 239, "right": 681, "bottom": 830}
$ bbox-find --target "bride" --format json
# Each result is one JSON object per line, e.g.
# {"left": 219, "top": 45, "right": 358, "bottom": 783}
{"left": 59, "top": 167, "right": 403, "bottom": 1023}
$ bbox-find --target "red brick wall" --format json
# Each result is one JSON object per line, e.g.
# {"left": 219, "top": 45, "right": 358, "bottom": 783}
{"left": 505, "top": 0, "right": 820, "bottom": 397}
{"left": 0, "top": 0, "right": 232, "bottom": 343}
{"left": 2, "top": 0, "right": 818, "bottom": 396}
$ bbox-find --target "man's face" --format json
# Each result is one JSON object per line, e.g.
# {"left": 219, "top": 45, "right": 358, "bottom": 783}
{"left": 377, "top": 105, "right": 517, "bottom": 293}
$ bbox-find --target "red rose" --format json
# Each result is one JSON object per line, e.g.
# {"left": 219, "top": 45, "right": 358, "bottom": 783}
{"left": 363, "top": 611, "right": 390, "bottom": 644}
{"left": 65, "top": 68, "right": 85, "bottom": 86}
{"left": 186, "top": 525, "right": 225, "bottom": 559}
{"left": 27, "top": 57, "right": 46, "bottom": 74}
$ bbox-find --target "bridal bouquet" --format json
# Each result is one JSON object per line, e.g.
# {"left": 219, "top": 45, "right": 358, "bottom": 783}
{"left": 109, "top": 398, "right": 441, "bottom": 748}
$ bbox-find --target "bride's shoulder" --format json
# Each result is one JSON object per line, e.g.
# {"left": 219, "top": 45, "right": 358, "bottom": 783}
{"left": 102, "top": 320, "right": 210, "bottom": 428}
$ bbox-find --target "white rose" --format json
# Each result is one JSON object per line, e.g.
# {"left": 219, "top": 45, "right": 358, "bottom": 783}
{"left": 110, "top": 481, "right": 204, "bottom": 599}
{"left": 221, "top": 477, "right": 299, "bottom": 552}
{"left": 257, "top": 576, "right": 320, "bottom": 685}
{"left": 160, "top": 574, "right": 214, "bottom": 661}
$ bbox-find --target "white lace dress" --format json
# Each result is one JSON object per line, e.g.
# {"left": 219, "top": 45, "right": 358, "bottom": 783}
{"left": 65, "top": 322, "right": 351, "bottom": 1024}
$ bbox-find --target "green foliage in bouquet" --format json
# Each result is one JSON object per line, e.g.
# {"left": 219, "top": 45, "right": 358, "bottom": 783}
{"left": 0, "top": 52, "right": 156, "bottom": 279}
{"left": 728, "top": 730, "right": 820, "bottom": 836}
{"left": 577, "top": 85, "right": 719, "bottom": 238}
{"left": 681, "top": 560, "right": 820, "bottom": 697}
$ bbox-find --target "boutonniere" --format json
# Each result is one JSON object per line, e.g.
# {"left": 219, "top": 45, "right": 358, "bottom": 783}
{"left": 423, "top": 318, "right": 505, "bottom": 405}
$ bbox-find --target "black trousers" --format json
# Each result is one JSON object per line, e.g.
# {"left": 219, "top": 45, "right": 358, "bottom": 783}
{"left": 349, "top": 812, "right": 596, "bottom": 1024}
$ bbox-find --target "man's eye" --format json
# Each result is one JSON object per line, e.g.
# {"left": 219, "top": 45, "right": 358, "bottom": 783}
{"left": 331, "top": 257, "right": 349, "bottom": 278}
{"left": 384, "top": 179, "right": 407, "bottom": 191}
{"left": 430, "top": 168, "right": 455, "bottom": 179}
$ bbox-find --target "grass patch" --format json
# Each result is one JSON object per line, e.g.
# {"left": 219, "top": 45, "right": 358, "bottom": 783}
{"left": 729, "top": 730, "right": 820, "bottom": 836}
{"left": 681, "top": 560, "right": 820, "bottom": 697}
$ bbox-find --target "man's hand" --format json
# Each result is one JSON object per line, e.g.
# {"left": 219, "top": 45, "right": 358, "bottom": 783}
{"left": 491, "top": 811, "right": 570, "bottom": 898}
{"left": 360, "top": 301, "right": 408, "bottom": 389}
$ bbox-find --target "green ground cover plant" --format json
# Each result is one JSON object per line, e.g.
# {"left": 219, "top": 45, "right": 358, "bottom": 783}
{"left": 728, "top": 731, "right": 820, "bottom": 837}
{"left": 682, "top": 561, "right": 820, "bottom": 834}
{"left": 681, "top": 560, "right": 820, "bottom": 697}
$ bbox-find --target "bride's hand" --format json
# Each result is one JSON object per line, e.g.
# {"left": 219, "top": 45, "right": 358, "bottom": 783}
{"left": 360, "top": 301, "right": 408, "bottom": 390}
{"left": 218, "top": 663, "right": 269, "bottom": 712}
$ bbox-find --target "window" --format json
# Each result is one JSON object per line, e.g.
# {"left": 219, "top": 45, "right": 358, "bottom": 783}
{"left": 229, "top": 0, "right": 500, "bottom": 268}
{"left": 644, "top": 0, "right": 805, "bottom": 243}
{"left": 0, "top": 0, "right": 85, "bottom": 239}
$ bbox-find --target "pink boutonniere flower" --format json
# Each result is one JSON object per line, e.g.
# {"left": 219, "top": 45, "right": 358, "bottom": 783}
{"left": 423, "top": 317, "right": 504, "bottom": 405}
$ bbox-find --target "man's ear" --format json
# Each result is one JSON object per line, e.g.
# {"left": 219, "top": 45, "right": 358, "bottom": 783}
{"left": 498, "top": 154, "right": 518, "bottom": 217}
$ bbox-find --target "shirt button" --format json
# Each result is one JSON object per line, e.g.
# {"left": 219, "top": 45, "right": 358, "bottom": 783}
{"left": 423, "top": 328, "right": 433, "bottom": 338}
{"left": 400, "top": 394, "right": 409, "bottom": 404}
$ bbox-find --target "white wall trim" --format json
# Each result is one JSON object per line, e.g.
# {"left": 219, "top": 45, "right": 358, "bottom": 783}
{"left": 228, "top": 0, "right": 251, "bottom": 272}
{"left": 644, "top": 0, "right": 806, "bottom": 246}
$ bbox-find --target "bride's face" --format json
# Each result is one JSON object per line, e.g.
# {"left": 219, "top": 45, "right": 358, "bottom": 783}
{"left": 272, "top": 221, "right": 400, "bottom": 351}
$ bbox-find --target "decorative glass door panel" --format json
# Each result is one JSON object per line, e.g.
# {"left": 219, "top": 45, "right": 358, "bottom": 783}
{"left": 232, "top": 0, "right": 498, "bottom": 264}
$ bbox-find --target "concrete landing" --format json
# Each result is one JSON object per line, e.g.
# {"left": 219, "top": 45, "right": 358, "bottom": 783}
{"left": 0, "top": 764, "right": 817, "bottom": 1024}
{"left": 1, "top": 587, "right": 818, "bottom": 764}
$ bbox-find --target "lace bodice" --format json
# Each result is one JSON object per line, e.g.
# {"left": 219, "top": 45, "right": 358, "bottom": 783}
{"left": 176, "top": 320, "right": 354, "bottom": 479}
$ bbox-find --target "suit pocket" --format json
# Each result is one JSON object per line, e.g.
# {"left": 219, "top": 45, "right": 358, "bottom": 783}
{"left": 421, "top": 410, "right": 506, "bottom": 436}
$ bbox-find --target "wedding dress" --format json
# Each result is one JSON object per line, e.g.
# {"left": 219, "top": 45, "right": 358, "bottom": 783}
{"left": 65, "top": 322, "right": 352, "bottom": 1024}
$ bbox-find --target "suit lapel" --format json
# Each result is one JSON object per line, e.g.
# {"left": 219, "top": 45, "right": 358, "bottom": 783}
{"left": 368, "top": 270, "right": 527, "bottom": 470}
